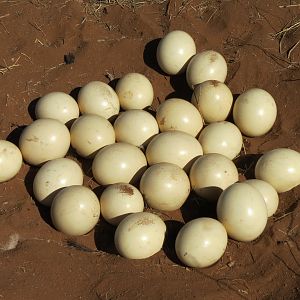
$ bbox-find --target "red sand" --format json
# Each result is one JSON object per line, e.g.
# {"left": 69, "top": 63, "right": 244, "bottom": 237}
{"left": 0, "top": 1, "right": 299, "bottom": 299}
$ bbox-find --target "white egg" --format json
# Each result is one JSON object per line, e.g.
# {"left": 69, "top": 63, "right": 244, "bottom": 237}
{"left": 175, "top": 218, "right": 228, "bottom": 268}
{"left": 186, "top": 50, "right": 227, "bottom": 89}
{"left": 233, "top": 88, "right": 277, "bottom": 137}
{"left": 114, "top": 110, "right": 159, "bottom": 147}
{"left": 35, "top": 92, "right": 79, "bottom": 125}
{"left": 245, "top": 179, "right": 279, "bottom": 217}
{"left": 78, "top": 81, "right": 120, "bottom": 120}
{"left": 0, "top": 140, "right": 22, "bottom": 183}
{"left": 198, "top": 121, "right": 243, "bottom": 160}
{"left": 191, "top": 80, "right": 233, "bottom": 123}
{"left": 146, "top": 131, "right": 203, "bottom": 172}
{"left": 51, "top": 186, "right": 100, "bottom": 236}
{"left": 114, "top": 212, "right": 166, "bottom": 259}
{"left": 140, "top": 163, "right": 190, "bottom": 211}
{"left": 33, "top": 158, "right": 84, "bottom": 207}
{"left": 156, "top": 98, "right": 204, "bottom": 137}
{"left": 255, "top": 148, "right": 300, "bottom": 193}
{"left": 217, "top": 182, "right": 268, "bottom": 242}
{"left": 19, "top": 119, "right": 70, "bottom": 166}
{"left": 92, "top": 142, "right": 147, "bottom": 186}
{"left": 100, "top": 183, "right": 144, "bottom": 226}
{"left": 156, "top": 30, "right": 196, "bottom": 75}
{"left": 115, "top": 73, "right": 154, "bottom": 110}
{"left": 189, "top": 153, "right": 239, "bottom": 201}
{"left": 70, "top": 114, "right": 115, "bottom": 158}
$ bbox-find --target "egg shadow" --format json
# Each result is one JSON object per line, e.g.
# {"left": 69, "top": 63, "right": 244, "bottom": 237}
{"left": 93, "top": 218, "right": 118, "bottom": 255}
{"left": 226, "top": 93, "right": 240, "bottom": 123}
{"left": 27, "top": 97, "right": 40, "bottom": 120}
{"left": 180, "top": 192, "right": 217, "bottom": 223}
{"left": 166, "top": 73, "right": 193, "bottom": 101}
{"left": 143, "top": 38, "right": 166, "bottom": 75}
{"left": 69, "top": 87, "right": 81, "bottom": 101}
{"left": 24, "top": 166, "right": 54, "bottom": 228}
{"left": 68, "top": 149, "right": 94, "bottom": 178}
{"left": 107, "top": 78, "right": 119, "bottom": 90}
{"left": 6, "top": 125, "right": 26, "bottom": 145}
{"left": 234, "top": 153, "right": 262, "bottom": 179}
{"left": 163, "top": 220, "right": 184, "bottom": 265}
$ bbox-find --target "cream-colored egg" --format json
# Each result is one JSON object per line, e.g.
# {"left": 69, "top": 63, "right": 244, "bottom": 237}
{"left": 186, "top": 51, "right": 227, "bottom": 89}
{"left": 33, "top": 158, "right": 84, "bottom": 207}
{"left": 92, "top": 142, "right": 147, "bottom": 185}
{"left": 233, "top": 88, "right": 277, "bottom": 137}
{"left": 115, "top": 73, "right": 154, "bottom": 110}
{"left": 0, "top": 140, "right": 22, "bottom": 183}
{"left": 19, "top": 119, "right": 70, "bottom": 166}
{"left": 70, "top": 114, "right": 115, "bottom": 158}
{"left": 100, "top": 183, "right": 144, "bottom": 226}
{"left": 146, "top": 131, "right": 203, "bottom": 172}
{"left": 175, "top": 218, "right": 228, "bottom": 268}
{"left": 35, "top": 92, "right": 79, "bottom": 125}
{"left": 156, "top": 30, "right": 196, "bottom": 75}
{"left": 191, "top": 80, "right": 233, "bottom": 123}
{"left": 156, "top": 98, "right": 204, "bottom": 137}
{"left": 189, "top": 153, "right": 239, "bottom": 201}
{"left": 51, "top": 185, "right": 100, "bottom": 236}
{"left": 245, "top": 179, "right": 279, "bottom": 217}
{"left": 217, "top": 183, "right": 268, "bottom": 242}
{"left": 78, "top": 81, "right": 120, "bottom": 120}
{"left": 114, "top": 212, "right": 166, "bottom": 259}
{"left": 114, "top": 110, "right": 159, "bottom": 147}
{"left": 255, "top": 148, "right": 300, "bottom": 193}
{"left": 198, "top": 121, "right": 243, "bottom": 160}
{"left": 140, "top": 163, "right": 190, "bottom": 211}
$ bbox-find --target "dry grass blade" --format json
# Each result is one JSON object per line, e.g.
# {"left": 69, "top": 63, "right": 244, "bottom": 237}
{"left": 272, "top": 19, "right": 300, "bottom": 60}
{"left": 274, "top": 20, "right": 300, "bottom": 38}
{"left": 0, "top": 56, "right": 21, "bottom": 75}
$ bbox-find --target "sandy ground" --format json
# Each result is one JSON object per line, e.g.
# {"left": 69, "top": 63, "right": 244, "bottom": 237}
{"left": 0, "top": 0, "right": 299, "bottom": 299}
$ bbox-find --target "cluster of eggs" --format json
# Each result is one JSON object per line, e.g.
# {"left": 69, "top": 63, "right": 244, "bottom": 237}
{"left": 1, "top": 30, "right": 300, "bottom": 268}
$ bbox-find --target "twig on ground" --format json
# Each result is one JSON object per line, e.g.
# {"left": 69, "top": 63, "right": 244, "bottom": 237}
{"left": 279, "top": 4, "right": 300, "bottom": 8}
{"left": 0, "top": 13, "right": 10, "bottom": 19}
